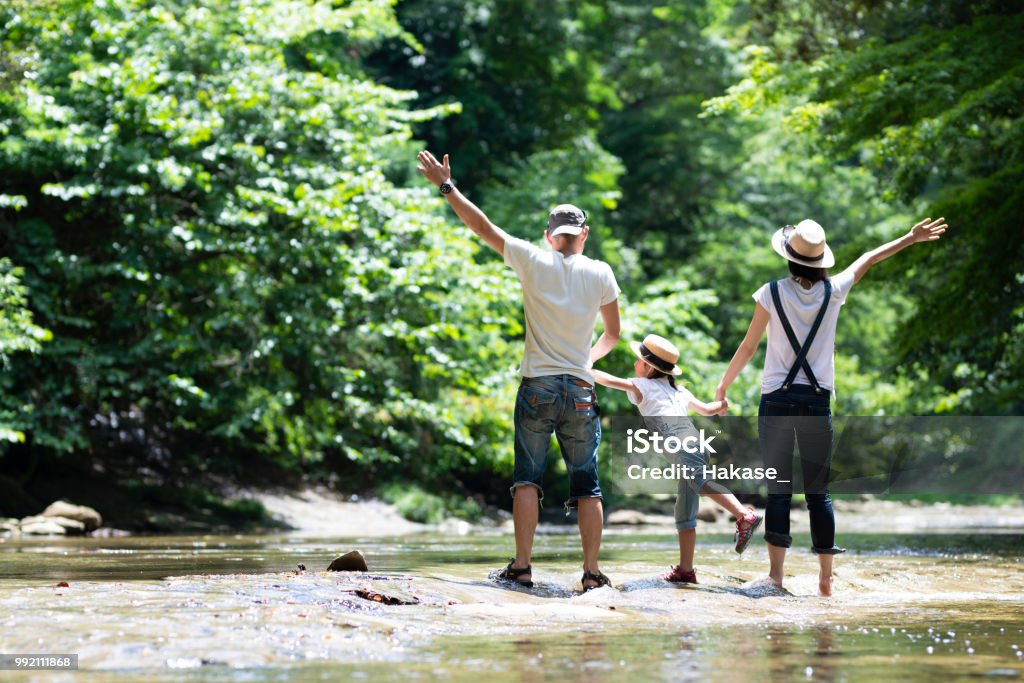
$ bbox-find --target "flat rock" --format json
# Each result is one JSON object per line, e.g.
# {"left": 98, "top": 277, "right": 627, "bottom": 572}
{"left": 20, "top": 520, "right": 68, "bottom": 535}
{"left": 328, "top": 550, "right": 368, "bottom": 572}
{"left": 696, "top": 508, "right": 718, "bottom": 523}
{"left": 606, "top": 510, "right": 646, "bottom": 525}
{"left": 42, "top": 501, "right": 102, "bottom": 532}
{"left": 21, "top": 515, "right": 86, "bottom": 534}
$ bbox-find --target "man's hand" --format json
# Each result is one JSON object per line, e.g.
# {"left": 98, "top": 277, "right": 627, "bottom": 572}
{"left": 415, "top": 150, "right": 510, "bottom": 255}
{"left": 417, "top": 150, "right": 451, "bottom": 188}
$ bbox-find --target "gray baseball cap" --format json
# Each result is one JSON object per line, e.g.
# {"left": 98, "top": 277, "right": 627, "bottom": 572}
{"left": 547, "top": 204, "right": 587, "bottom": 236}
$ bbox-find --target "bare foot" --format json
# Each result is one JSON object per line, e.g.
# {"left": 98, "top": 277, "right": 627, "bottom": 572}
{"left": 766, "top": 574, "right": 784, "bottom": 589}
{"left": 819, "top": 575, "right": 833, "bottom": 597}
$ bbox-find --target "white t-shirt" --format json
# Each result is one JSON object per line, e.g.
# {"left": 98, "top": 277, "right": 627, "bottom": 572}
{"left": 627, "top": 377, "right": 696, "bottom": 418}
{"left": 504, "top": 237, "right": 620, "bottom": 384}
{"left": 753, "top": 270, "right": 856, "bottom": 394}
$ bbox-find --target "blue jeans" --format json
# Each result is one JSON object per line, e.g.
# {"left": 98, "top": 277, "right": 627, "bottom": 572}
{"left": 512, "top": 375, "right": 602, "bottom": 509}
{"left": 647, "top": 416, "right": 709, "bottom": 531}
{"left": 758, "top": 385, "right": 837, "bottom": 552}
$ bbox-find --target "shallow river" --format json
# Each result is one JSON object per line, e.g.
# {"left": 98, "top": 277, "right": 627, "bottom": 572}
{"left": 1, "top": 526, "right": 1022, "bottom": 681}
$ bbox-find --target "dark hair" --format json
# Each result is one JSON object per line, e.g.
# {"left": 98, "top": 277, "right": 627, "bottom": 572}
{"left": 650, "top": 370, "right": 678, "bottom": 389}
{"left": 788, "top": 260, "right": 830, "bottom": 283}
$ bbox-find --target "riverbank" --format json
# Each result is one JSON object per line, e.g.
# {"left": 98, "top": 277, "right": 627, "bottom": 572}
{"left": 240, "top": 487, "right": 1023, "bottom": 537}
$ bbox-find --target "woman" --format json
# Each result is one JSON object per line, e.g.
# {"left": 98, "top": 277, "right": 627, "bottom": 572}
{"left": 716, "top": 216, "right": 947, "bottom": 596}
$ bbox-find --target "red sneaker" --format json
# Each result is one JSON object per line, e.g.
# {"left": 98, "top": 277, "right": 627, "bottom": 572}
{"left": 734, "top": 507, "right": 763, "bottom": 554}
{"left": 662, "top": 565, "right": 698, "bottom": 583}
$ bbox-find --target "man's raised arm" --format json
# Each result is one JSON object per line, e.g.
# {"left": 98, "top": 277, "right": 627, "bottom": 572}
{"left": 416, "top": 150, "right": 512, "bottom": 256}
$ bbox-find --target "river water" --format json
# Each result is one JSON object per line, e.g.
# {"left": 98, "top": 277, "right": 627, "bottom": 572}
{"left": 1, "top": 526, "right": 1022, "bottom": 681}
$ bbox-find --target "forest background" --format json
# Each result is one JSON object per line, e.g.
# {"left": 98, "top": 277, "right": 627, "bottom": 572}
{"left": 1, "top": 0, "right": 1021, "bottom": 527}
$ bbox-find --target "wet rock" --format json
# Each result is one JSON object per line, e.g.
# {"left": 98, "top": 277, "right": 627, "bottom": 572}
{"left": 353, "top": 589, "right": 419, "bottom": 605}
{"left": 19, "top": 519, "right": 68, "bottom": 535}
{"left": 1, "top": 518, "right": 19, "bottom": 532}
{"left": 606, "top": 510, "right": 646, "bottom": 525}
{"left": 21, "top": 515, "right": 86, "bottom": 535}
{"left": 42, "top": 501, "right": 102, "bottom": 532}
{"left": 328, "top": 550, "right": 368, "bottom": 572}
{"left": 697, "top": 508, "right": 718, "bottom": 523}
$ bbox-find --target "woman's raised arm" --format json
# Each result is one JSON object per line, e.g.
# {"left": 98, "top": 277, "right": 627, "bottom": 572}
{"left": 841, "top": 217, "right": 947, "bottom": 285}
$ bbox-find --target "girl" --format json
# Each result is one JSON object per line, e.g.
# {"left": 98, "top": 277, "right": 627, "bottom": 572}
{"left": 593, "top": 334, "right": 762, "bottom": 584}
{"left": 716, "top": 217, "right": 947, "bottom": 596}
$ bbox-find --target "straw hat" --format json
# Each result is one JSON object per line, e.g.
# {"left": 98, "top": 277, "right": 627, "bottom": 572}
{"left": 771, "top": 219, "right": 835, "bottom": 268}
{"left": 629, "top": 334, "right": 683, "bottom": 376}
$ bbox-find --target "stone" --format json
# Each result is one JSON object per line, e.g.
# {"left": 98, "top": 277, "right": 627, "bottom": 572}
{"left": 606, "top": 509, "right": 647, "bottom": 525}
{"left": 20, "top": 515, "right": 86, "bottom": 534}
{"left": 327, "top": 550, "right": 368, "bottom": 572}
{"left": 20, "top": 519, "right": 68, "bottom": 535}
{"left": 41, "top": 501, "right": 102, "bottom": 532}
{"left": 696, "top": 508, "right": 718, "bottom": 523}
{"left": 1, "top": 518, "right": 19, "bottom": 532}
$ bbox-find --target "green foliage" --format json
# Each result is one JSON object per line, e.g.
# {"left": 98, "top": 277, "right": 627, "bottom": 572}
{"left": 380, "top": 482, "right": 482, "bottom": 523}
{"left": 1, "top": 0, "right": 1019, "bottom": 523}
{"left": 365, "top": 0, "right": 611, "bottom": 189}
{"left": 705, "top": 2, "right": 1024, "bottom": 415}
{"left": 595, "top": 1, "right": 740, "bottom": 271}
{"left": 0, "top": 0, "right": 521, "bottom": 485}
{"left": 0, "top": 258, "right": 50, "bottom": 366}
{"left": 0, "top": 257, "right": 52, "bottom": 443}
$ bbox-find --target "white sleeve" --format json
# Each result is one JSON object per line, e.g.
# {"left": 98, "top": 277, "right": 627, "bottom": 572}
{"left": 626, "top": 378, "right": 645, "bottom": 406}
{"left": 753, "top": 281, "right": 772, "bottom": 311}
{"left": 601, "top": 263, "right": 621, "bottom": 306}
{"left": 503, "top": 237, "right": 537, "bottom": 280}
{"left": 679, "top": 387, "right": 696, "bottom": 412}
{"left": 829, "top": 269, "right": 857, "bottom": 304}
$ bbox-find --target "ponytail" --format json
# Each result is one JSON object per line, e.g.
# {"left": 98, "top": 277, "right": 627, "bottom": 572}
{"left": 651, "top": 370, "right": 678, "bottom": 389}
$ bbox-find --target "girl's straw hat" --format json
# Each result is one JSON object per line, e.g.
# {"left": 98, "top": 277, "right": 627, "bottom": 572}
{"left": 629, "top": 334, "right": 683, "bottom": 376}
{"left": 771, "top": 219, "right": 835, "bottom": 268}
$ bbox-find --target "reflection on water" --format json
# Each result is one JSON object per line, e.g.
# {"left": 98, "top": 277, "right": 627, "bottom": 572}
{"left": 0, "top": 529, "right": 1021, "bottom": 681}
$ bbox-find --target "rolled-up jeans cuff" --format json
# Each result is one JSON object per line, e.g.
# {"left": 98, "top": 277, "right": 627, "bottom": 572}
{"left": 563, "top": 494, "right": 602, "bottom": 516}
{"left": 510, "top": 481, "right": 544, "bottom": 502}
{"left": 764, "top": 531, "right": 792, "bottom": 548}
{"left": 675, "top": 519, "right": 698, "bottom": 531}
{"left": 811, "top": 545, "right": 846, "bottom": 555}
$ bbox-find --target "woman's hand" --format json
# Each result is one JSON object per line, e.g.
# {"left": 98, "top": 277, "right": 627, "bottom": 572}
{"left": 717, "top": 397, "right": 730, "bottom": 416}
{"left": 907, "top": 216, "right": 947, "bottom": 243}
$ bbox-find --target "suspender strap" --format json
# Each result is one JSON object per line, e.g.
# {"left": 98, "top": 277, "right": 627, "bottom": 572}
{"left": 770, "top": 279, "right": 832, "bottom": 393}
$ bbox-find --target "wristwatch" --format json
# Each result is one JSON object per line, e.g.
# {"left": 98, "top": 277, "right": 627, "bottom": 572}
{"left": 439, "top": 179, "right": 455, "bottom": 195}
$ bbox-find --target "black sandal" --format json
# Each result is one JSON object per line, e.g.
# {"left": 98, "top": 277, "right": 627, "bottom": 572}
{"left": 581, "top": 569, "right": 611, "bottom": 592}
{"left": 495, "top": 559, "right": 533, "bottom": 588}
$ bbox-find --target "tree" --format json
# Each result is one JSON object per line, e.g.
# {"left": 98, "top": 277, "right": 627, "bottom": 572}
{"left": 0, "top": 0, "right": 522, "bottom": 490}
{"left": 705, "top": 1, "right": 1024, "bottom": 414}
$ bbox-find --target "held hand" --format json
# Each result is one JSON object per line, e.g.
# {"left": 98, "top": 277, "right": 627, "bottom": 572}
{"left": 716, "top": 397, "right": 730, "bottom": 416}
{"left": 908, "top": 217, "right": 947, "bottom": 243}
{"left": 416, "top": 150, "right": 451, "bottom": 188}
{"left": 714, "top": 385, "right": 727, "bottom": 403}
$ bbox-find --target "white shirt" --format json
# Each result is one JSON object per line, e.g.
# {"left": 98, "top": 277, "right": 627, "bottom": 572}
{"left": 504, "top": 237, "right": 620, "bottom": 384}
{"left": 627, "top": 377, "right": 696, "bottom": 418}
{"left": 753, "top": 270, "right": 856, "bottom": 394}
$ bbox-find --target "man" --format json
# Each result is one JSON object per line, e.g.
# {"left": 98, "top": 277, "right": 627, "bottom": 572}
{"left": 416, "top": 150, "right": 621, "bottom": 591}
